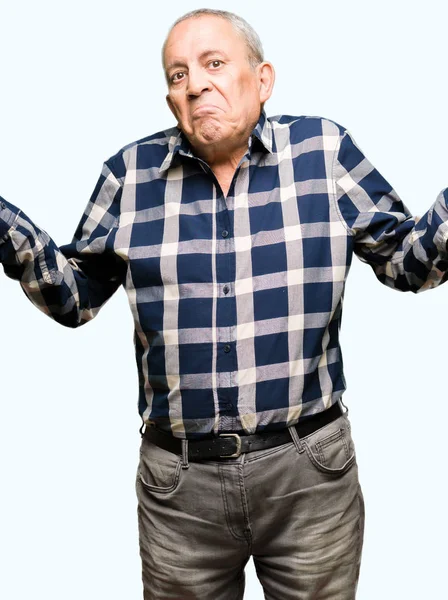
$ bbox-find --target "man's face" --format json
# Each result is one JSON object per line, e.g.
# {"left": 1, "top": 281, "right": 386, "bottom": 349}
{"left": 164, "top": 15, "right": 269, "bottom": 153}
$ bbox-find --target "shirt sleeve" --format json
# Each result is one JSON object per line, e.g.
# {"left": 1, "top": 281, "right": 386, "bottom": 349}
{"left": 334, "top": 128, "right": 448, "bottom": 292}
{"left": 0, "top": 160, "right": 126, "bottom": 327}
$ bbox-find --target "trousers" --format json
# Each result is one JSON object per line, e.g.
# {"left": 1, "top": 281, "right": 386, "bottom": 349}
{"left": 135, "top": 408, "right": 365, "bottom": 599}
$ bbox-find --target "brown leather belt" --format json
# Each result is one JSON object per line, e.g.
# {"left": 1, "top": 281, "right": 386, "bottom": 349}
{"left": 143, "top": 401, "right": 343, "bottom": 461}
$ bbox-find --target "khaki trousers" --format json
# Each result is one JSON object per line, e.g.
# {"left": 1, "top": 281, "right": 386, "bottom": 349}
{"left": 136, "top": 409, "right": 364, "bottom": 599}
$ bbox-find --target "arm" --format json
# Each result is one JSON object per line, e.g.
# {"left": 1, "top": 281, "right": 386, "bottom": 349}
{"left": 334, "top": 128, "right": 448, "bottom": 292}
{"left": 0, "top": 160, "right": 126, "bottom": 327}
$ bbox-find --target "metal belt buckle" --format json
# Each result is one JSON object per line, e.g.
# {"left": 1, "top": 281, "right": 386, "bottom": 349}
{"left": 219, "top": 433, "right": 242, "bottom": 458}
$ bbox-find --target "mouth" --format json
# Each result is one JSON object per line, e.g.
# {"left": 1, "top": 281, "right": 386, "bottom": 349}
{"left": 192, "top": 105, "right": 222, "bottom": 118}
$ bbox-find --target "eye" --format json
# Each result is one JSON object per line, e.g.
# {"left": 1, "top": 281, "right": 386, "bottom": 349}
{"left": 208, "top": 60, "right": 223, "bottom": 69}
{"left": 170, "top": 72, "right": 185, "bottom": 83}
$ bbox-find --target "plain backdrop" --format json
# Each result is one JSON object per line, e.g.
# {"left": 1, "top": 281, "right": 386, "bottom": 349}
{"left": 0, "top": 1, "right": 447, "bottom": 598}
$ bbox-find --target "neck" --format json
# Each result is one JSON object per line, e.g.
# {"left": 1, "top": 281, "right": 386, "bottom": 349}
{"left": 193, "top": 137, "right": 249, "bottom": 172}
{"left": 198, "top": 141, "right": 249, "bottom": 197}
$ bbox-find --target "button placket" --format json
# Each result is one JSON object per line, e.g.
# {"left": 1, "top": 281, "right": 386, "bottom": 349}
{"left": 215, "top": 194, "right": 234, "bottom": 395}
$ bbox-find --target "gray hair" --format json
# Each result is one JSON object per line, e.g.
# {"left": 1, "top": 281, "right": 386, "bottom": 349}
{"left": 162, "top": 8, "right": 264, "bottom": 71}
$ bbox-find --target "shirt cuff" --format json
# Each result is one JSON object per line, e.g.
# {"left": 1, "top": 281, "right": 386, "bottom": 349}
{"left": 0, "top": 196, "right": 19, "bottom": 244}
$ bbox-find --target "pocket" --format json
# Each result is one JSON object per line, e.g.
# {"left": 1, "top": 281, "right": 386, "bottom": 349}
{"left": 303, "top": 414, "right": 356, "bottom": 476}
{"left": 137, "top": 437, "right": 182, "bottom": 493}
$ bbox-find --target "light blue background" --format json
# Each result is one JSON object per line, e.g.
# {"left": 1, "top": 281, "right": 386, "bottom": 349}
{"left": 0, "top": 1, "right": 447, "bottom": 598}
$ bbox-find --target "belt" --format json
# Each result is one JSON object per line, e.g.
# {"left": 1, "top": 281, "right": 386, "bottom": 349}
{"left": 143, "top": 401, "right": 343, "bottom": 461}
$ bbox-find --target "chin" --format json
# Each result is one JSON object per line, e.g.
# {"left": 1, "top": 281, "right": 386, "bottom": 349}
{"left": 197, "top": 119, "right": 224, "bottom": 144}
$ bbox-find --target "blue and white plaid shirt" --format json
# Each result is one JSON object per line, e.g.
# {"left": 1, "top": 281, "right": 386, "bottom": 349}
{"left": 1, "top": 112, "right": 448, "bottom": 439}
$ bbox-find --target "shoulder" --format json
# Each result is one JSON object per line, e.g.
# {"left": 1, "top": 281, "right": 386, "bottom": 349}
{"left": 104, "top": 125, "right": 180, "bottom": 181}
{"left": 267, "top": 114, "right": 347, "bottom": 139}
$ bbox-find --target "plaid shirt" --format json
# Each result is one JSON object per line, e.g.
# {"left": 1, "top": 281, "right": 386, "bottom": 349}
{"left": 1, "top": 112, "right": 448, "bottom": 439}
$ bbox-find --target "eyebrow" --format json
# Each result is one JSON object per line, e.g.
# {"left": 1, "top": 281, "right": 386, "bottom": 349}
{"left": 165, "top": 49, "right": 229, "bottom": 74}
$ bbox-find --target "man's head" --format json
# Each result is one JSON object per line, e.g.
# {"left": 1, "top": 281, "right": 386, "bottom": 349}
{"left": 162, "top": 9, "right": 275, "bottom": 161}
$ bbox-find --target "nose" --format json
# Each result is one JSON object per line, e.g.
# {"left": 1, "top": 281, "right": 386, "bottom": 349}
{"left": 186, "top": 67, "right": 211, "bottom": 98}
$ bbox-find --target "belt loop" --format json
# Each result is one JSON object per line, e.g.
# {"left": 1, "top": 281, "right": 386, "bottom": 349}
{"left": 288, "top": 424, "right": 305, "bottom": 453}
{"left": 339, "top": 398, "right": 349, "bottom": 416}
{"left": 181, "top": 439, "right": 190, "bottom": 469}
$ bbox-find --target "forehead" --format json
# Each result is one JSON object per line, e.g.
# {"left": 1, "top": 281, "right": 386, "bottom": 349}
{"left": 164, "top": 15, "right": 247, "bottom": 65}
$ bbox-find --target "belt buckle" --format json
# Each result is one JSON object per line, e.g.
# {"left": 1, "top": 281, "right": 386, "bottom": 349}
{"left": 219, "top": 433, "right": 242, "bottom": 458}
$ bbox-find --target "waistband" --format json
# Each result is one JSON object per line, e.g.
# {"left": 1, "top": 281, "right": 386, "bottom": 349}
{"left": 143, "top": 402, "right": 343, "bottom": 461}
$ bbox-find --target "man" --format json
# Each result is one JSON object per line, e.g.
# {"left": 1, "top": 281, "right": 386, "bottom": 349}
{"left": 1, "top": 7, "right": 447, "bottom": 599}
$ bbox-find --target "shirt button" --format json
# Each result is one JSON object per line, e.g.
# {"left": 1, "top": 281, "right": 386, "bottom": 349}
{"left": 221, "top": 230, "right": 229, "bottom": 238}
{"left": 224, "top": 344, "right": 231, "bottom": 353}
{"left": 223, "top": 285, "right": 230, "bottom": 295}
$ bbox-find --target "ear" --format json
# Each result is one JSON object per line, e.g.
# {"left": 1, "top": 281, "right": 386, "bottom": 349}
{"left": 256, "top": 62, "right": 275, "bottom": 105}
{"left": 166, "top": 94, "right": 178, "bottom": 121}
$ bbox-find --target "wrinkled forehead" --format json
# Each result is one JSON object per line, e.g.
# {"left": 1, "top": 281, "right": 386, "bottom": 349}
{"left": 163, "top": 15, "right": 247, "bottom": 69}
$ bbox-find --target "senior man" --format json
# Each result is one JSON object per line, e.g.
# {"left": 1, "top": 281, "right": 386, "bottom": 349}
{"left": 1, "top": 7, "right": 448, "bottom": 600}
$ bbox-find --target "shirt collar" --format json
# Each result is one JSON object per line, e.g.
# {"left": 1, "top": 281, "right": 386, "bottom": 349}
{"left": 159, "top": 110, "right": 273, "bottom": 173}
{"left": 250, "top": 110, "right": 273, "bottom": 154}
